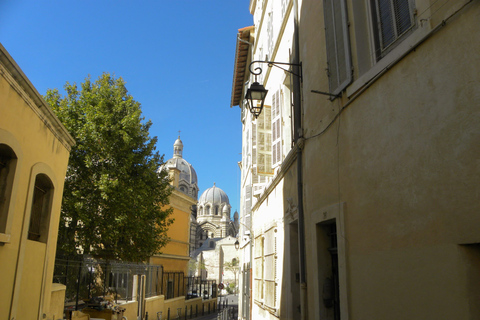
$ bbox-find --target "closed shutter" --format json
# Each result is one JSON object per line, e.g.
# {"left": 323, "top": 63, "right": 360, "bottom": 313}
{"left": 324, "top": 0, "right": 352, "bottom": 95}
{"left": 271, "top": 90, "right": 282, "bottom": 168}
{"left": 254, "top": 236, "right": 264, "bottom": 301}
{"left": 264, "top": 228, "right": 277, "bottom": 309}
{"left": 256, "top": 105, "right": 273, "bottom": 176}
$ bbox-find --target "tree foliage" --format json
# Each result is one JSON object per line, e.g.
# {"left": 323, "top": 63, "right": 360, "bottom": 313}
{"left": 45, "top": 73, "right": 173, "bottom": 262}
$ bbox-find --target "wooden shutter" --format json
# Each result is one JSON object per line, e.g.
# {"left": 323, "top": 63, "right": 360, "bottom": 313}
{"left": 271, "top": 90, "right": 282, "bottom": 168}
{"left": 324, "top": 0, "right": 352, "bottom": 95}
{"left": 256, "top": 105, "right": 273, "bottom": 176}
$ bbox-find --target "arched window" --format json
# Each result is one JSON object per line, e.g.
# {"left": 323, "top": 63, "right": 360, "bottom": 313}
{"left": 0, "top": 144, "right": 17, "bottom": 235}
{"left": 215, "top": 206, "right": 219, "bottom": 215}
{"left": 28, "top": 174, "right": 54, "bottom": 243}
{"left": 206, "top": 206, "right": 210, "bottom": 215}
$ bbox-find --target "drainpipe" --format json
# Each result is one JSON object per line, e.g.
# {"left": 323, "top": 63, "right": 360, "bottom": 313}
{"left": 292, "top": 0, "right": 307, "bottom": 319}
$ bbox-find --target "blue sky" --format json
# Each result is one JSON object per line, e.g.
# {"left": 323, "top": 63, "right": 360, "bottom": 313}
{"left": 0, "top": 0, "right": 253, "bottom": 214}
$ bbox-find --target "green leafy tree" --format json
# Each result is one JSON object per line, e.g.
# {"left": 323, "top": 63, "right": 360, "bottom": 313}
{"left": 45, "top": 73, "right": 173, "bottom": 262}
{"left": 224, "top": 258, "right": 239, "bottom": 294}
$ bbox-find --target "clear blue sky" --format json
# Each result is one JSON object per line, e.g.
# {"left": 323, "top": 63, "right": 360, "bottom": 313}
{"left": 0, "top": 0, "right": 253, "bottom": 214}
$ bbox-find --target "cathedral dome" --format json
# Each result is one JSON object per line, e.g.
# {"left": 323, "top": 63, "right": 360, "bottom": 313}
{"left": 161, "top": 136, "right": 199, "bottom": 199}
{"left": 196, "top": 183, "right": 235, "bottom": 241}
{"left": 199, "top": 183, "right": 230, "bottom": 206}
{"left": 163, "top": 157, "right": 198, "bottom": 185}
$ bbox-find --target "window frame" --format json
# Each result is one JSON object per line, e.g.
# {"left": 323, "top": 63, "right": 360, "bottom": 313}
{"left": 370, "top": 0, "right": 416, "bottom": 59}
{"left": 253, "top": 227, "right": 278, "bottom": 312}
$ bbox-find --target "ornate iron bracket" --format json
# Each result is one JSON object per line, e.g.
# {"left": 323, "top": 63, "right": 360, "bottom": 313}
{"left": 249, "top": 60, "right": 302, "bottom": 80}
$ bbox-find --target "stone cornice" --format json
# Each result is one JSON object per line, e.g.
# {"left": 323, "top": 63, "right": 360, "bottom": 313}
{"left": 0, "top": 43, "right": 75, "bottom": 151}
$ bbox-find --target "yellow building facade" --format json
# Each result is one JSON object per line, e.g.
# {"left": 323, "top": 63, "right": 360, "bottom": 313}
{"left": 150, "top": 137, "right": 198, "bottom": 274}
{"left": 0, "top": 43, "right": 74, "bottom": 320}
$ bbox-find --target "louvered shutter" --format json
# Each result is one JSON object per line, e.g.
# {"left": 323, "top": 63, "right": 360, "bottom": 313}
{"left": 324, "top": 0, "right": 352, "bottom": 95}
{"left": 373, "top": 0, "right": 414, "bottom": 52}
{"left": 256, "top": 105, "right": 273, "bottom": 176}
{"left": 272, "top": 90, "right": 282, "bottom": 167}
{"left": 264, "top": 228, "right": 277, "bottom": 309}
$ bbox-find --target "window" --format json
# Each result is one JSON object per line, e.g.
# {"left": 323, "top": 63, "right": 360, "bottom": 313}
{"left": 254, "top": 227, "right": 278, "bottom": 311}
{"left": 267, "top": 10, "right": 274, "bottom": 56}
{"left": 371, "top": 0, "right": 414, "bottom": 56}
{"left": 324, "top": 0, "right": 352, "bottom": 95}
{"left": 215, "top": 206, "right": 219, "bottom": 215}
{"left": 206, "top": 206, "right": 210, "bottom": 215}
{"left": 264, "top": 228, "right": 277, "bottom": 309}
{"left": 0, "top": 144, "right": 17, "bottom": 236}
{"left": 254, "top": 235, "right": 264, "bottom": 302}
{"left": 324, "top": 222, "right": 340, "bottom": 320}
{"left": 28, "top": 174, "right": 54, "bottom": 242}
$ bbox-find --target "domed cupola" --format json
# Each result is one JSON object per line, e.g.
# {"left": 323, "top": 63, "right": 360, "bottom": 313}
{"left": 160, "top": 135, "right": 199, "bottom": 199}
{"left": 198, "top": 183, "right": 231, "bottom": 219}
{"left": 195, "top": 183, "right": 237, "bottom": 245}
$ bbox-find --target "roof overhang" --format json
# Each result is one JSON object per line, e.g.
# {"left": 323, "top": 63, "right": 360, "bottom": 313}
{"left": 230, "top": 26, "right": 254, "bottom": 108}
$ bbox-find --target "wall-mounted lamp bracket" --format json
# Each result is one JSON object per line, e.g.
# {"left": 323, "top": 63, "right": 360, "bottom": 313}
{"left": 249, "top": 60, "right": 302, "bottom": 80}
{"left": 245, "top": 60, "right": 302, "bottom": 118}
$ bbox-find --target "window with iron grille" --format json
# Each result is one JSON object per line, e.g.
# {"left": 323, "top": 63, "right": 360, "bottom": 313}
{"left": 28, "top": 174, "right": 54, "bottom": 243}
{"left": 371, "top": 0, "right": 415, "bottom": 57}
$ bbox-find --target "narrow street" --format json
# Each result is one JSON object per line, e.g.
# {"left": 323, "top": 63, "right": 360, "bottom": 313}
{"left": 189, "top": 294, "right": 238, "bottom": 320}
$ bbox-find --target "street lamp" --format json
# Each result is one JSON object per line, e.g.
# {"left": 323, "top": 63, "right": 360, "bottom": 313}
{"left": 245, "top": 60, "right": 339, "bottom": 119}
{"left": 245, "top": 60, "right": 302, "bottom": 119}
{"left": 234, "top": 239, "right": 240, "bottom": 250}
{"left": 245, "top": 81, "right": 268, "bottom": 119}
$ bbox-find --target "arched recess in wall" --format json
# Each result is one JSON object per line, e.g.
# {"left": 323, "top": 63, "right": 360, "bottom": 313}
{"left": 24, "top": 162, "right": 59, "bottom": 244}
{"left": 0, "top": 129, "right": 24, "bottom": 243}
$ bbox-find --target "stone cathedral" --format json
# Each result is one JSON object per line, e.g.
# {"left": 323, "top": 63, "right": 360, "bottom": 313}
{"left": 161, "top": 136, "right": 238, "bottom": 255}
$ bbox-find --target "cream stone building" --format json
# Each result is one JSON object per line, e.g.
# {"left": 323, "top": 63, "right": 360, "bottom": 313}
{"left": 232, "top": 0, "right": 480, "bottom": 319}
{"left": 152, "top": 136, "right": 198, "bottom": 274}
{"left": 190, "top": 184, "right": 239, "bottom": 287}
{"left": 196, "top": 184, "right": 238, "bottom": 247}
{"left": 191, "top": 236, "right": 239, "bottom": 289}
{"left": 0, "top": 43, "right": 75, "bottom": 320}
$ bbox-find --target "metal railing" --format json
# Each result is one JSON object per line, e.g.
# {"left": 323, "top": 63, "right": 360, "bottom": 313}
{"left": 54, "top": 256, "right": 163, "bottom": 311}
{"left": 54, "top": 256, "right": 218, "bottom": 313}
{"left": 185, "top": 277, "right": 217, "bottom": 300}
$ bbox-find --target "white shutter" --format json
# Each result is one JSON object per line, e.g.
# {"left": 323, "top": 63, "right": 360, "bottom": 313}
{"left": 271, "top": 90, "right": 282, "bottom": 168}
{"left": 264, "top": 228, "right": 277, "bottom": 309}
{"left": 324, "top": 0, "right": 352, "bottom": 95}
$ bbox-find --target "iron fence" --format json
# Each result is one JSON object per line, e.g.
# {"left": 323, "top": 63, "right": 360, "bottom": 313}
{"left": 54, "top": 256, "right": 217, "bottom": 312}
{"left": 185, "top": 276, "right": 217, "bottom": 300}
{"left": 54, "top": 256, "right": 164, "bottom": 311}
